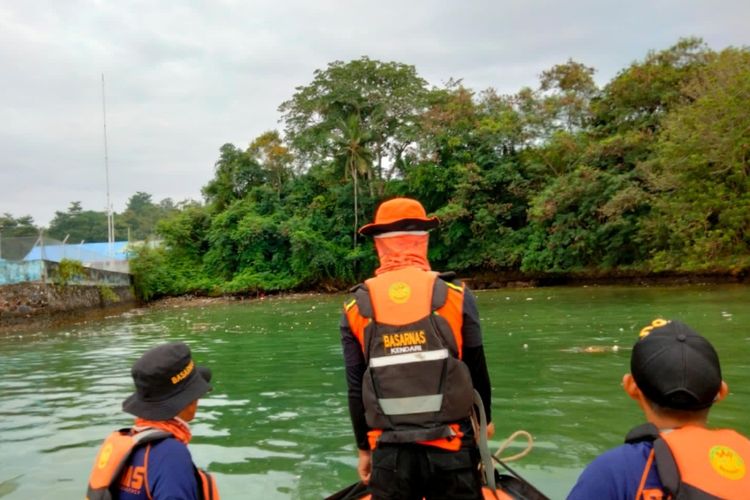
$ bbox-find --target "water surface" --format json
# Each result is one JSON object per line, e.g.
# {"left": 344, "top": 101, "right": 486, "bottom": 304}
{"left": 1, "top": 285, "right": 748, "bottom": 499}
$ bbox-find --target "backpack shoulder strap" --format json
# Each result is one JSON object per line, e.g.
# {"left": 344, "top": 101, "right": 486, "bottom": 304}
{"left": 625, "top": 423, "right": 660, "bottom": 444}
{"left": 351, "top": 283, "right": 373, "bottom": 318}
{"left": 625, "top": 424, "right": 678, "bottom": 499}
{"left": 431, "top": 275, "right": 448, "bottom": 312}
{"left": 132, "top": 428, "right": 172, "bottom": 445}
{"left": 652, "top": 437, "right": 681, "bottom": 497}
{"left": 195, "top": 467, "right": 220, "bottom": 500}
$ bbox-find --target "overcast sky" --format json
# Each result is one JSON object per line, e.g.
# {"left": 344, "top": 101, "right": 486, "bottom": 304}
{"left": 1, "top": 0, "right": 748, "bottom": 226}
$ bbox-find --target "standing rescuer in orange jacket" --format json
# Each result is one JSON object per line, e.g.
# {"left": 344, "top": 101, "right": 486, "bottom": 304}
{"left": 340, "top": 197, "right": 494, "bottom": 500}
{"left": 86, "top": 342, "right": 219, "bottom": 500}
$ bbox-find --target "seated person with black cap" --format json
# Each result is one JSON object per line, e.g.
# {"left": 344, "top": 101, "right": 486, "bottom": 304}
{"left": 86, "top": 341, "right": 219, "bottom": 500}
{"left": 568, "top": 319, "right": 750, "bottom": 500}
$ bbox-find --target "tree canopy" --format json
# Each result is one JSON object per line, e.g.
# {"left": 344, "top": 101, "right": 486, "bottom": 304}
{"left": 70, "top": 39, "right": 750, "bottom": 299}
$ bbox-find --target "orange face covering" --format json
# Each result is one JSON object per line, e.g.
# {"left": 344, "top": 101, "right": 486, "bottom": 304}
{"left": 134, "top": 417, "right": 192, "bottom": 444}
{"left": 374, "top": 233, "right": 431, "bottom": 275}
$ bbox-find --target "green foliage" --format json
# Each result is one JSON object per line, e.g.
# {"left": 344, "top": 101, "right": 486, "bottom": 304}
{"left": 45, "top": 195, "right": 179, "bottom": 244}
{"left": 125, "top": 41, "right": 750, "bottom": 300}
{"left": 98, "top": 284, "right": 120, "bottom": 303}
{"left": 55, "top": 258, "right": 85, "bottom": 287}
{"left": 279, "top": 56, "right": 429, "bottom": 176}
{"left": 129, "top": 244, "right": 218, "bottom": 300}
{"left": 157, "top": 203, "right": 211, "bottom": 261}
{"left": 640, "top": 48, "right": 750, "bottom": 271}
{"left": 119, "top": 192, "right": 178, "bottom": 240}
{"left": 0, "top": 213, "right": 38, "bottom": 237}
{"left": 592, "top": 37, "right": 711, "bottom": 134}
{"left": 248, "top": 131, "right": 294, "bottom": 194}
{"left": 47, "top": 202, "right": 110, "bottom": 243}
{"left": 202, "top": 144, "right": 266, "bottom": 212}
{"left": 522, "top": 166, "right": 647, "bottom": 271}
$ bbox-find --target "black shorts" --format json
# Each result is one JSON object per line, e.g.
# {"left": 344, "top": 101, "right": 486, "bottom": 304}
{"left": 369, "top": 444, "right": 482, "bottom": 500}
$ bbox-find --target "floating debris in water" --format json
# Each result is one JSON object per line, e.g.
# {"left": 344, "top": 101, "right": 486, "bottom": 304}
{"left": 562, "top": 345, "right": 623, "bottom": 354}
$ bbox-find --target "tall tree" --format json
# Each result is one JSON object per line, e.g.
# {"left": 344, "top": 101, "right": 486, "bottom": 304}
{"left": 641, "top": 47, "right": 750, "bottom": 269}
{"left": 47, "top": 202, "right": 109, "bottom": 243}
{"left": 538, "top": 59, "right": 598, "bottom": 134}
{"left": 592, "top": 37, "right": 711, "bottom": 135}
{"left": 0, "top": 213, "right": 38, "bottom": 238}
{"left": 202, "top": 144, "right": 266, "bottom": 211}
{"left": 0, "top": 213, "right": 39, "bottom": 260}
{"left": 117, "top": 192, "right": 179, "bottom": 241}
{"left": 332, "top": 113, "right": 374, "bottom": 246}
{"left": 279, "top": 57, "right": 429, "bottom": 181}
{"left": 248, "top": 131, "right": 294, "bottom": 195}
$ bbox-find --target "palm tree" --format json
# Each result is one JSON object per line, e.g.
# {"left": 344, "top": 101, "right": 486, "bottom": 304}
{"left": 333, "top": 113, "right": 374, "bottom": 247}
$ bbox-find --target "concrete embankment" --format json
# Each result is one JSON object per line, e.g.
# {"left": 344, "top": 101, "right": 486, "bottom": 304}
{"left": 0, "top": 260, "right": 135, "bottom": 329}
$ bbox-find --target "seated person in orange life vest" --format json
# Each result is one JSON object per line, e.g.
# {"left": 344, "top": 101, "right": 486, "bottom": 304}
{"left": 341, "top": 197, "right": 495, "bottom": 500}
{"left": 86, "top": 342, "right": 220, "bottom": 500}
{"left": 568, "top": 319, "right": 750, "bottom": 500}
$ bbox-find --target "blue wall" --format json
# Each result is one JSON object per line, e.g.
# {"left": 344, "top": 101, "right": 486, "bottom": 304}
{"left": 0, "top": 260, "right": 44, "bottom": 285}
{"left": 0, "top": 260, "right": 130, "bottom": 287}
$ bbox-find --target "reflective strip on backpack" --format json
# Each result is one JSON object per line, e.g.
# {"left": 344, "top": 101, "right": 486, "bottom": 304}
{"left": 369, "top": 348, "right": 449, "bottom": 368}
{"left": 379, "top": 394, "right": 444, "bottom": 415}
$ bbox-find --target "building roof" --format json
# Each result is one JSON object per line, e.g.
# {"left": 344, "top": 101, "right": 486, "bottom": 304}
{"left": 23, "top": 241, "right": 131, "bottom": 262}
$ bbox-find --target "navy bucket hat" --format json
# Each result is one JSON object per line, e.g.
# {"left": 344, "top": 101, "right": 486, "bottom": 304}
{"left": 122, "top": 341, "right": 212, "bottom": 420}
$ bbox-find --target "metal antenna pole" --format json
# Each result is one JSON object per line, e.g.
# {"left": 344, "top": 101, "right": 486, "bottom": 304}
{"left": 102, "top": 73, "right": 114, "bottom": 257}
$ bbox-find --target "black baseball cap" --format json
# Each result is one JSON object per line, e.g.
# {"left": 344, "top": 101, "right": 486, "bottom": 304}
{"left": 122, "top": 341, "right": 212, "bottom": 420}
{"left": 631, "top": 319, "right": 722, "bottom": 411}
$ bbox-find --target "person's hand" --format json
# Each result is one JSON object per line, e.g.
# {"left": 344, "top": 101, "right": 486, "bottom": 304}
{"left": 357, "top": 449, "right": 372, "bottom": 484}
{"left": 486, "top": 422, "right": 495, "bottom": 440}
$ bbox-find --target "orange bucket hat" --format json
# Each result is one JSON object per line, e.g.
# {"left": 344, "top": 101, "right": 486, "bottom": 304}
{"left": 358, "top": 198, "right": 439, "bottom": 236}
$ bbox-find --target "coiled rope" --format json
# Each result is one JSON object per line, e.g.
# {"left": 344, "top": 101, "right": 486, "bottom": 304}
{"left": 493, "top": 429, "right": 534, "bottom": 463}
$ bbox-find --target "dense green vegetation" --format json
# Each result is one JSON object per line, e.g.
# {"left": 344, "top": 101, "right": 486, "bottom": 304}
{"left": 7, "top": 39, "right": 750, "bottom": 299}
{"left": 44, "top": 194, "right": 179, "bottom": 243}
{"left": 129, "top": 38, "right": 749, "bottom": 300}
{"left": 3, "top": 193, "right": 177, "bottom": 245}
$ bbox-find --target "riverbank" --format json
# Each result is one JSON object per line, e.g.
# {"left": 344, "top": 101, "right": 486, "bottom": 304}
{"left": 0, "top": 282, "right": 135, "bottom": 334}
{"left": 2, "top": 269, "right": 747, "bottom": 334}
{"left": 145, "top": 291, "right": 336, "bottom": 311}
{"left": 466, "top": 268, "right": 750, "bottom": 289}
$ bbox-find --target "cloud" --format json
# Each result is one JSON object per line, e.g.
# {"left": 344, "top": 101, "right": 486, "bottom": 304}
{"left": 1, "top": 0, "right": 748, "bottom": 226}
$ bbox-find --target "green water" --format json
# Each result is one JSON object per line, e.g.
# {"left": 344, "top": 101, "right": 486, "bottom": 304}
{"left": 1, "top": 285, "right": 749, "bottom": 499}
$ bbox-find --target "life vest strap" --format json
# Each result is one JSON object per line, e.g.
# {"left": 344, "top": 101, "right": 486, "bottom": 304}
{"left": 378, "top": 425, "right": 456, "bottom": 444}
{"left": 86, "top": 428, "right": 172, "bottom": 500}
{"left": 625, "top": 423, "right": 660, "bottom": 444}
{"left": 472, "top": 389, "right": 497, "bottom": 493}
{"left": 652, "top": 438, "right": 680, "bottom": 496}
{"left": 196, "top": 467, "right": 220, "bottom": 500}
{"left": 635, "top": 449, "right": 656, "bottom": 500}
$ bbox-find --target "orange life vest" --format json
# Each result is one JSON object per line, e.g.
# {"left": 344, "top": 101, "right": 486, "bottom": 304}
{"left": 350, "top": 488, "right": 515, "bottom": 500}
{"left": 344, "top": 267, "right": 473, "bottom": 451}
{"left": 86, "top": 428, "right": 220, "bottom": 500}
{"left": 627, "top": 423, "right": 750, "bottom": 499}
